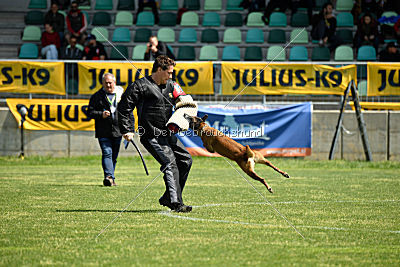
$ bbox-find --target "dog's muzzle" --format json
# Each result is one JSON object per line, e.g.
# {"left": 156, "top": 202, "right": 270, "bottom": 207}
{"left": 166, "top": 95, "right": 198, "bottom": 133}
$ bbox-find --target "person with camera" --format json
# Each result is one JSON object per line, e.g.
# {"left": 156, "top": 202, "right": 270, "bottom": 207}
{"left": 311, "top": 2, "right": 341, "bottom": 51}
{"left": 144, "top": 36, "right": 175, "bottom": 61}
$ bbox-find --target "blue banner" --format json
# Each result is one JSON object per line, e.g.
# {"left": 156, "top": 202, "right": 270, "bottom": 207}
{"left": 178, "top": 103, "right": 312, "bottom": 157}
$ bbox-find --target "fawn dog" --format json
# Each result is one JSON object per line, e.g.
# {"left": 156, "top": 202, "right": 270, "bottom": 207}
{"left": 185, "top": 114, "right": 290, "bottom": 193}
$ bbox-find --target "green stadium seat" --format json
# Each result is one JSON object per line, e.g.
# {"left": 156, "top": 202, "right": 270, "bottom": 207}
{"left": 357, "top": 80, "right": 368, "bottom": 96}
{"left": 91, "top": 27, "right": 109, "bottom": 42}
{"left": 246, "top": 12, "right": 264, "bottom": 27}
{"left": 204, "top": 0, "right": 222, "bottom": 10}
{"left": 244, "top": 46, "right": 263, "bottom": 61}
{"left": 117, "top": 0, "right": 135, "bottom": 10}
{"left": 290, "top": 28, "right": 308, "bottom": 44}
{"left": 28, "top": 0, "right": 47, "bottom": 9}
{"left": 380, "top": 11, "right": 398, "bottom": 26}
{"left": 95, "top": 0, "right": 113, "bottom": 10}
{"left": 92, "top": 12, "right": 111, "bottom": 26}
{"left": 357, "top": 45, "right": 376, "bottom": 61}
{"left": 81, "top": 10, "right": 90, "bottom": 24}
{"left": 201, "top": 29, "right": 219, "bottom": 43}
{"left": 110, "top": 45, "right": 129, "bottom": 60}
{"left": 160, "top": 0, "right": 178, "bottom": 10}
{"left": 157, "top": 28, "right": 175, "bottom": 43}
{"left": 22, "top": 26, "right": 41, "bottom": 41}
{"left": 225, "top": 12, "right": 243, "bottom": 27}
{"left": 112, "top": 27, "right": 131, "bottom": 42}
{"left": 183, "top": 0, "right": 200, "bottom": 10}
{"left": 336, "top": 29, "right": 353, "bottom": 44}
{"left": 222, "top": 46, "right": 241, "bottom": 61}
{"left": 268, "top": 29, "right": 286, "bottom": 43}
{"left": 115, "top": 11, "right": 133, "bottom": 26}
{"left": 267, "top": 46, "right": 286, "bottom": 61}
{"left": 25, "top": 11, "right": 44, "bottom": 25}
{"left": 202, "top": 12, "right": 221, "bottom": 27}
{"left": 246, "top": 28, "right": 264, "bottom": 43}
{"left": 226, "top": 0, "right": 244, "bottom": 11}
{"left": 177, "top": 46, "right": 196, "bottom": 60}
{"left": 132, "top": 45, "right": 147, "bottom": 60}
{"left": 289, "top": 46, "right": 308, "bottom": 61}
{"left": 311, "top": 47, "right": 331, "bottom": 61}
{"left": 134, "top": 28, "right": 152, "bottom": 42}
{"left": 19, "top": 43, "right": 39, "bottom": 59}
{"left": 337, "top": 13, "right": 354, "bottom": 27}
{"left": 136, "top": 11, "right": 155, "bottom": 26}
{"left": 178, "top": 28, "right": 197, "bottom": 43}
{"left": 336, "top": 0, "right": 353, "bottom": 11}
{"left": 223, "top": 28, "right": 241, "bottom": 43}
{"left": 291, "top": 12, "right": 309, "bottom": 27}
{"left": 79, "top": 4, "right": 91, "bottom": 10}
{"left": 269, "top": 12, "right": 287, "bottom": 27}
{"left": 314, "top": 0, "right": 329, "bottom": 11}
{"left": 199, "top": 45, "right": 218, "bottom": 60}
{"left": 180, "top": 11, "right": 199, "bottom": 26}
{"left": 159, "top": 12, "right": 177, "bottom": 26}
{"left": 334, "top": 45, "right": 354, "bottom": 61}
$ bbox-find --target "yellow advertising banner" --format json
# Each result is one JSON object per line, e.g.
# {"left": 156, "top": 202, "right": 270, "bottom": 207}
{"left": 221, "top": 63, "right": 357, "bottom": 95}
{"left": 0, "top": 61, "right": 65, "bottom": 95}
{"left": 7, "top": 98, "right": 138, "bottom": 131}
{"left": 78, "top": 61, "right": 213, "bottom": 95}
{"left": 367, "top": 63, "right": 400, "bottom": 96}
{"left": 350, "top": 102, "right": 400, "bottom": 110}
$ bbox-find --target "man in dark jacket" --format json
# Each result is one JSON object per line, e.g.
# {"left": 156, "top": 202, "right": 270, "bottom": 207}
{"left": 82, "top": 34, "right": 107, "bottom": 60}
{"left": 144, "top": 36, "right": 170, "bottom": 61}
{"left": 45, "top": 3, "right": 65, "bottom": 43}
{"left": 65, "top": 1, "right": 87, "bottom": 44}
{"left": 88, "top": 73, "right": 125, "bottom": 186}
{"left": 117, "top": 55, "right": 193, "bottom": 212}
{"left": 311, "top": 2, "right": 341, "bottom": 51}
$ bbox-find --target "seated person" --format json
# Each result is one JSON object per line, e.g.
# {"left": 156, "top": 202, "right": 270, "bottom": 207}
{"left": 144, "top": 36, "right": 175, "bottom": 60}
{"left": 45, "top": 3, "right": 65, "bottom": 43}
{"left": 354, "top": 13, "right": 379, "bottom": 52}
{"left": 135, "top": 0, "right": 159, "bottom": 24}
{"left": 82, "top": 34, "right": 107, "bottom": 60}
{"left": 62, "top": 35, "right": 83, "bottom": 59}
{"left": 41, "top": 23, "right": 61, "bottom": 59}
{"left": 379, "top": 42, "right": 400, "bottom": 62}
{"left": 65, "top": 1, "right": 87, "bottom": 44}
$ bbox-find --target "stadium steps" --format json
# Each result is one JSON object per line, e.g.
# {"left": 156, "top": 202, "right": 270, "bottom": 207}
{"left": 0, "top": 11, "right": 26, "bottom": 58}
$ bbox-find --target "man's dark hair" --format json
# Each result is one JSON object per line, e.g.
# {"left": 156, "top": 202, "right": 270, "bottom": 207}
{"left": 322, "top": 2, "right": 333, "bottom": 10}
{"left": 152, "top": 55, "right": 175, "bottom": 73}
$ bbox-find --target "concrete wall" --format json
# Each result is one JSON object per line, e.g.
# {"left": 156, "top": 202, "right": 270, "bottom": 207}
{"left": 1, "top": 107, "right": 399, "bottom": 161}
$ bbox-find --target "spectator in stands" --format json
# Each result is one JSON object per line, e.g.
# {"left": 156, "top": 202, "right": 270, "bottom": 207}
{"left": 394, "top": 17, "right": 400, "bottom": 43}
{"left": 41, "top": 23, "right": 61, "bottom": 59}
{"left": 311, "top": 2, "right": 342, "bottom": 51}
{"left": 135, "top": 0, "right": 159, "bottom": 24}
{"left": 51, "top": 0, "right": 70, "bottom": 10}
{"left": 354, "top": 13, "right": 379, "bottom": 52}
{"left": 62, "top": 35, "right": 83, "bottom": 59}
{"left": 144, "top": 36, "right": 175, "bottom": 61}
{"left": 45, "top": 3, "right": 65, "bottom": 44}
{"left": 88, "top": 73, "right": 124, "bottom": 187}
{"left": 65, "top": 1, "right": 87, "bottom": 45}
{"left": 379, "top": 42, "right": 400, "bottom": 61}
{"left": 82, "top": 34, "right": 107, "bottom": 60}
{"left": 261, "top": 0, "right": 290, "bottom": 24}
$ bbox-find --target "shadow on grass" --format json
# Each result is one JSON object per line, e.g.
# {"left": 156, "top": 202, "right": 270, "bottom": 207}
{"left": 56, "top": 209, "right": 164, "bottom": 213}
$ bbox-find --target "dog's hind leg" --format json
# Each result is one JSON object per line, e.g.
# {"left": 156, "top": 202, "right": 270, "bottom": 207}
{"left": 237, "top": 158, "right": 274, "bottom": 193}
{"left": 249, "top": 147, "right": 290, "bottom": 178}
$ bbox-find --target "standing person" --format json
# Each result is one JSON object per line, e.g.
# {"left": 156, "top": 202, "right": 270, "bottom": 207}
{"left": 45, "top": 3, "right": 65, "bottom": 43}
{"left": 117, "top": 55, "right": 193, "bottom": 213}
{"left": 144, "top": 36, "right": 175, "bottom": 61}
{"left": 88, "top": 73, "right": 124, "bottom": 186}
{"left": 41, "top": 23, "right": 61, "bottom": 59}
{"left": 65, "top": 1, "right": 87, "bottom": 45}
{"left": 311, "top": 2, "right": 341, "bottom": 51}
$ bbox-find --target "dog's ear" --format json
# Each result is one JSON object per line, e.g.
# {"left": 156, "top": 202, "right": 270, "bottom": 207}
{"left": 183, "top": 113, "right": 193, "bottom": 122}
{"left": 201, "top": 114, "right": 208, "bottom": 122}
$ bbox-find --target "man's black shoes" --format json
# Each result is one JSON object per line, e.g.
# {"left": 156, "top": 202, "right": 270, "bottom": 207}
{"left": 159, "top": 198, "right": 174, "bottom": 210}
{"left": 173, "top": 203, "right": 192, "bottom": 213}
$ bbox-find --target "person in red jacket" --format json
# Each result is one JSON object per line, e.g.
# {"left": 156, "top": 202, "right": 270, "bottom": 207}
{"left": 41, "top": 23, "right": 61, "bottom": 59}
{"left": 65, "top": 1, "right": 87, "bottom": 45}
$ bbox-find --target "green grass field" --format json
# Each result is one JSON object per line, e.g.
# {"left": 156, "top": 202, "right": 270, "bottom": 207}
{"left": 0, "top": 156, "right": 399, "bottom": 266}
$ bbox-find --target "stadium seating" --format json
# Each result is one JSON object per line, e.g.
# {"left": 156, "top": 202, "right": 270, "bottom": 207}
{"left": 136, "top": 11, "right": 155, "bottom": 26}
{"left": 112, "top": 28, "right": 131, "bottom": 42}
{"left": 201, "top": 29, "right": 219, "bottom": 43}
{"left": 67, "top": 79, "right": 78, "bottom": 95}
{"left": 222, "top": 46, "right": 241, "bottom": 61}
{"left": 91, "top": 27, "right": 109, "bottom": 42}
{"left": 160, "top": 0, "right": 179, "bottom": 10}
{"left": 357, "top": 80, "right": 368, "bottom": 96}
{"left": 132, "top": 45, "right": 147, "bottom": 60}
{"left": 290, "top": 28, "right": 308, "bottom": 44}
{"left": 315, "top": 0, "right": 329, "bottom": 10}
{"left": 204, "top": 0, "right": 222, "bottom": 11}
{"left": 82, "top": 11, "right": 90, "bottom": 24}
{"left": 159, "top": 12, "right": 177, "bottom": 26}
{"left": 246, "top": 28, "right": 264, "bottom": 43}
{"left": 291, "top": 13, "right": 309, "bottom": 27}
{"left": 92, "top": 12, "right": 111, "bottom": 26}
{"left": 246, "top": 12, "right": 264, "bottom": 27}
{"left": 28, "top": 0, "right": 47, "bottom": 9}
{"left": 183, "top": 0, "right": 200, "bottom": 10}
{"left": 225, "top": 12, "right": 243, "bottom": 26}
{"left": 336, "top": 0, "right": 354, "bottom": 11}
{"left": 202, "top": 12, "right": 221, "bottom": 27}
{"left": 157, "top": 28, "right": 175, "bottom": 43}
{"left": 311, "top": 47, "right": 331, "bottom": 61}
{"left": 334, "top": 45, "right": 354, "bottom": 61}
{"left": 110, "top": 45, "right": 129, "bottom": 60}
{"left": 19, "top": 43, "right": 39, "bottom": 59}
{"left": 244, "top": 46, "right": 263, "bottom": 61}
{"left": 336, "top": 29, "right": 354, "bottom": 44}
{"left": 337, "top": 12, "right": 354, "bottom": 27}
{"left": 22, "top": 26, "right": 41, "bottom": 41}
{"left": 289, "top": 46, "right": 308, "bottom": 61}
{"left": 199, "top": 45, "right": 218, "bottom": 60}
{"left": 226, "top": 0, "right": 244, "bottom": 11}
{"left": 180, "top": 12, "right": 199, "bottom": 26}
{"left": 269, "top": 12, "right": 287, "bottom": 27}
{"left": 115, "top": 11, "right": 133, "bottom": 26}
{"left": 357, "top": 45, "right": 376, "bottom": 61}
{"left": 267, "top": 46, "right": 286, "bottom": 61}
{"left": 178, "top": 28, "right": 197, "bottom": 43}
{"left": 177, "top": 46, "right": 196, "bottom": 60}
{"left": 117, "top": 0, "right": 135, "bottom": 10}
{"left": 223, "top": 28, "right": 242, "bottom": 43}
{"left": 268, "top": 29, "right": 286, "bottom": 43}
{"left": 134, "top": 28, "right": 152, "bottom": 42}
{"left": 95, "top": 0, "right": 113, "bottom": 10}
{"left": 25, "top": 11, "right": 44, "bottom": 25}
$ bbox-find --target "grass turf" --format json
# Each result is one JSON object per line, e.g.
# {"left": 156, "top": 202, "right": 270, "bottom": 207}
{"left": 0, "top": 156, "right": 399, "bottom": 265}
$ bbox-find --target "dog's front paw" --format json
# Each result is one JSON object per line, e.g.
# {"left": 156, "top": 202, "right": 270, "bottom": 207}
{"left": 283, "top": 173, "right": 290, "bottom": 178}
{"left": 268, "top": 187, "right": 274, "bottom": 194}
